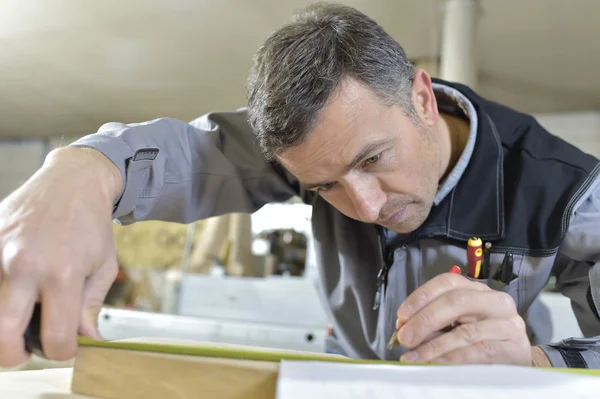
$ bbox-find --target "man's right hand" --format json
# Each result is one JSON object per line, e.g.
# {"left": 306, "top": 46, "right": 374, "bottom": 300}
{"left": 0, "top": 146, "right": 123, "bottom": 368}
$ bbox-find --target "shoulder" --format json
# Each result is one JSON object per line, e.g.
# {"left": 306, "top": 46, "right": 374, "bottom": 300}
{"left": 561, "top": 172, "right": 600, "bottom": 260}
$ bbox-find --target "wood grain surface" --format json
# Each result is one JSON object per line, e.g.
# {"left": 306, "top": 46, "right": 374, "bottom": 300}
{"left": 71, "top": 340, "right": 282, "bottom": 399}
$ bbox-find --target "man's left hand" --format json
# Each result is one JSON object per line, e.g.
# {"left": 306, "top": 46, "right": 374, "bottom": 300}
{"left": 395, "top": 273, "right": 533, "bottom": 365}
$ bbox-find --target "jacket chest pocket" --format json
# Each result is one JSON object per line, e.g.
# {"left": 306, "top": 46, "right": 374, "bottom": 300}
{"left": 465, "top": 251, "right": 523, "bottom": 310}
{"left": 418, "top": 240, "right": 551, "bottom": 313}
{"left": 417, "top": 240, "right": 555, "bottom": 344}
{"left": 469, "top": 252, "right": 555, "bottom": 316}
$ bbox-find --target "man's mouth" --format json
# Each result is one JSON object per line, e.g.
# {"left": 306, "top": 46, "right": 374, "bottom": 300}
{"left": 381, "top": 206, "right": 407, "bottom": 225}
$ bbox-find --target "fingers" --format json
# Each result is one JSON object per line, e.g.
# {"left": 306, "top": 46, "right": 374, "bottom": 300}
{"left": 0, "top": 274, "right": 36, "bottom": 367}
{"left": 0, "top": 255, "right": 115, "bottom": 367}
{"left": 397, "top": 273, "right": 487, "bottom": 322}
{"left": 397, "top": 289, "right": 516, "bottom": 349}
{"left": 420, "top": 329, "right": 445, "bottom": 345}
{"left": 434, "top": 339, "right": 530, "bottom": 365}
{"left": 401, "top": 317, "right": 526, "bottom": 364}
{"left": 40, "top": 272, "right": 84, "bottom": 361}
{"left": 79, "top": 256, "right": 118, "bottom": 339}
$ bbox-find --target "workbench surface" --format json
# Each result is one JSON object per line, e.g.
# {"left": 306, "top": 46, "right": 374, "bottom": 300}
{"left": 0, "top": 368, "right": 97, "bottom": 399}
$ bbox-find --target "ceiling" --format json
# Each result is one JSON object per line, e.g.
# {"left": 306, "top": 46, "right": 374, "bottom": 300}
{"left": 0, "top": 0, "right": 598, "bottom": 139}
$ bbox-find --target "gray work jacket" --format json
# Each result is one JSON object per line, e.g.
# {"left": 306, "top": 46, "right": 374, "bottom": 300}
{"left": 71, "top": 84, "right": 600, "bottom": 369}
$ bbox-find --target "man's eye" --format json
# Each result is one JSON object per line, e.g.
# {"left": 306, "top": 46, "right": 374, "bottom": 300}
{"left": 317, "top": 182, "right": 335, "bottom": 192}
{"left": 363, "top": 154, "right": 380, "bottom": 166}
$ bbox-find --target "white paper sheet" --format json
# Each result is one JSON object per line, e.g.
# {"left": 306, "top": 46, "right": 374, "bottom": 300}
{"left": 276, "top": 361, "right": 600, "bottom": 399}
{"left": 0, "top": 368, "right": 93, "bottom": 398}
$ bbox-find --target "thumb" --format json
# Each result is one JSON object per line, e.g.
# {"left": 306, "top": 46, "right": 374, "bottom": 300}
{"left": 79, "top": 257, "right": 118, "bottom": 340}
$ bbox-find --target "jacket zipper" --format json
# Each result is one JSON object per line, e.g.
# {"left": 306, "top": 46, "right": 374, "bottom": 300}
{"left": 373, "top": 231, "right": 439, "bottom": 311}
{"left": 373, "top": 228, "right": 392, "bottom": 310}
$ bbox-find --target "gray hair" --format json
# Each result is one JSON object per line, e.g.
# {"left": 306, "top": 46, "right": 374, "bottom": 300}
{"left": 247, "top": 2, "right": 416, "bottom": 160}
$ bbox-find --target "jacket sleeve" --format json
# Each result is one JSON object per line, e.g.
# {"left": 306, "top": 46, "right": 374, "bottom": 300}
{"left": 538, "top": 171, "right": 600, "bottom": 368}
{"left": 69, "top": 108, "right": 301, "bottom": 225}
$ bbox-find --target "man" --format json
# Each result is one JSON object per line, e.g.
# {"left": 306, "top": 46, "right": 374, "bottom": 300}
{"left": 1, "top": 3, "right": 599, "bottom": 369}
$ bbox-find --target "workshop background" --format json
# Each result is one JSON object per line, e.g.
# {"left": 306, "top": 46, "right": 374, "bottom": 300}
{"left": 0, "top": 0, "right": 598, "bottom": 369}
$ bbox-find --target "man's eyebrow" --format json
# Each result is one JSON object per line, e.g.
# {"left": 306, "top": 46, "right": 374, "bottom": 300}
{"left": 301, "top": 137, "right": 395, "bottom": 190}
{"left": 346, "top": 138, "right": 395, "bottom": 170}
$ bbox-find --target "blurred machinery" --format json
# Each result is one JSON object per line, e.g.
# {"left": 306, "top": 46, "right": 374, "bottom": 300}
{"left": 259, "top": 229, "right": 308, "bottom": 277}
{"left": 99, "top": 272, "right": 328, "bottom": 352}
{"left": 101, "top": 203, "right": 324, "bottom": 352}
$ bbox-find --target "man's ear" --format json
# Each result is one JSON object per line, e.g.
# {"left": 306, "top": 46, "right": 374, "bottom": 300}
{"left": 411, "top": 69, "right": 439, "bottom": 126}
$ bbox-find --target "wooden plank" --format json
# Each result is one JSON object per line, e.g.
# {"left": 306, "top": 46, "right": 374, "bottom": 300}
{"left": 71, "top": 346, "right": 279, "bottom": 399}
{"left": 71, "top": 337, "right": 350, "bottom": 399}
{"left": 70, "top": 336, "right": 600, "bottom": 399}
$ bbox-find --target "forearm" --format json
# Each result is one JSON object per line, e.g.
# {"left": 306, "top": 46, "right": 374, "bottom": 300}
{"left": 68, "top": 112, "right": 298, "bottom": 225}
{"left": 542, "top": 174, "right": 600, "bottom": 369}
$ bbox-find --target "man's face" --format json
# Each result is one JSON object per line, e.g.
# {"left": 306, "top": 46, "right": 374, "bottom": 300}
{"left": 278, "top": 73, "right": 443, "bottom": 233}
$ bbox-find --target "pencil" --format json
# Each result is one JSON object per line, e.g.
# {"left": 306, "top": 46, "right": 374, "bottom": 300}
{"left": 387, "top": 321, "right": 404, "bottom": 351}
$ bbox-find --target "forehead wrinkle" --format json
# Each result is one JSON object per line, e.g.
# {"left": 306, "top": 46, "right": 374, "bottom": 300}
{"left": 290, "top": 135, "right": 347, "bottom": 177}
{"left": 281, "top": 78, "right": 375, "bottom": 180}
{"left": 293, "top": 104, "right": 362, "bottom": 176}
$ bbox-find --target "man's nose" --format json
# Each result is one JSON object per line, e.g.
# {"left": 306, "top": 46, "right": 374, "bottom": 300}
{"left": 345, "top": 180, "right": 385, "bottom": 223}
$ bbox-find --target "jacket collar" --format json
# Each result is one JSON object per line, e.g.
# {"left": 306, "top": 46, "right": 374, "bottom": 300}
{"left": 405, "top": 79, "right": 505, "bottom": 244}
